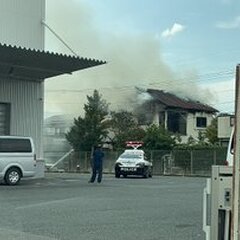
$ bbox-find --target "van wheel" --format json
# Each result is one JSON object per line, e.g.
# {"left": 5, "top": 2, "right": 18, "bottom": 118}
{"left": 5, "top": 168, "right": 21, "bottom": 185}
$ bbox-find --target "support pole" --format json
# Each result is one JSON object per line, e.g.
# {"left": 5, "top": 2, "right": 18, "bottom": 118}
{"left": 232, "top": 64, "right": 240, "bottom": 239}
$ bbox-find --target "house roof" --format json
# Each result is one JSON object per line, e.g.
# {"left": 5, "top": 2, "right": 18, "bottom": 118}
{"left": 44, "top": 114, "right": 73, "bottom": 127}
{"left": 147, "top": 89, "right": 218, "bottom": 113}
{"left": 0, "top": 43, "right": 106, "bottom": 81}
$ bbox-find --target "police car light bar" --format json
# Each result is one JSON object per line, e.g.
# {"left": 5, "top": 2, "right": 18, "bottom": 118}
{"left": 126, "top": 141, "right": 143, "bottom": 149}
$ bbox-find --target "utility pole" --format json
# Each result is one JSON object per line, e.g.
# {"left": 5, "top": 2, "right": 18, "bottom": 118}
{"left": 232, "top": 64, "right": 240, "bottom": 239}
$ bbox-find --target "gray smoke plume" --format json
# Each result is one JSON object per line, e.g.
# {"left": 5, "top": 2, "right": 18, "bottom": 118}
{"left": 44, "top": 0, "right": 214, "bottom": 117}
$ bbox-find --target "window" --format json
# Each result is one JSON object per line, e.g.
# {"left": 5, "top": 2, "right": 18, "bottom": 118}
{"left": 0, "top": 103, "right": 10, "bottom": 135}
{"left": 167, "top": 111, "right": 187, "bottom": 135}
{"left": 0, "top": 139, "right": 32, "bottom": 152}
{"left": 159, "top": 111, "right": 165, "bottom": 127}
{"left": 196, "top": 117, "right": 207, "bottom": 128}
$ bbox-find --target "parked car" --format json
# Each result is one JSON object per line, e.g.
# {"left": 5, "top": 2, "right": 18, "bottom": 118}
{"left": 0, "top": 136, "right": 36, "bottom": 185}
{"left": 115, "top": 148, "right": 153, "bottom": 178}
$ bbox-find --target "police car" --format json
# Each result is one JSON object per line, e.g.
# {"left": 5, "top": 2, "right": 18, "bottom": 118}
{"left": 114, "top": 141, "right": 153, "bottom": 178}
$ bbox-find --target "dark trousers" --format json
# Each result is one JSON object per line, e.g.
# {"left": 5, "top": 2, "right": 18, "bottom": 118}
{"left": 90, "top": 165, "right": 102, "bottom": 183}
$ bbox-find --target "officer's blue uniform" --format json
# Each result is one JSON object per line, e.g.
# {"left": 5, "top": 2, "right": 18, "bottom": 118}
{"left": 89, "top": 147, "right": 104, "bottom": 183}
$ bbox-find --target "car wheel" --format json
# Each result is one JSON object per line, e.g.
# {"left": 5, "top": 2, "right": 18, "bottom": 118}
{"left": 149, "top": 167, "right": 153, "bottom": 178}
{"left": 123, "top": 174, "right": 127, "bottom": 178}
{"left": 143, "top": 167, "right": 150, "bottom": 178}
{"left": 5, "top": 167, "right": 21, "bottom": 185}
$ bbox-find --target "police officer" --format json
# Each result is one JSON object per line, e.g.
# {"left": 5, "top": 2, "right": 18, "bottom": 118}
{"left": 89, "top": 145, "right": 104, "bottom": 183}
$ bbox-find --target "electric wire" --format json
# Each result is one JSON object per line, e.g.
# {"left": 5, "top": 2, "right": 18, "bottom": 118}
{"left": 46, "top": 69, "right": 234, "bottom": 93}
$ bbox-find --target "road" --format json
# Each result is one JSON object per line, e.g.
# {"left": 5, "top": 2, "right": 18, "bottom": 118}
{"left": 0, "top": 173, "right": 206, "bottom": 240}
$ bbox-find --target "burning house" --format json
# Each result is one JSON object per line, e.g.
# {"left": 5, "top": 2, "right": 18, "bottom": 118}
{"left": 137, "top": 89, "right": 218, "bottom": 143}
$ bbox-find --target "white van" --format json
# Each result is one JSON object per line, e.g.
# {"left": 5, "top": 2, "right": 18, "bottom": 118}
{"left": 0, "top": 136, "right": 36, "bottom": 185}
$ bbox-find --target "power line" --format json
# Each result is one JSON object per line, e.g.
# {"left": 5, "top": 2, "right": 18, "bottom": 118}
{"left": 46, "top": 70, "right": 234, "bottom": 94}
{"left": 46, "top": 85, "right": 235, "bottom": 96}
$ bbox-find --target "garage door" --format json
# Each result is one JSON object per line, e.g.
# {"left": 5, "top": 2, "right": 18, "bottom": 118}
{"left": 0, "top": 103, "right": 10, "bottom": 135}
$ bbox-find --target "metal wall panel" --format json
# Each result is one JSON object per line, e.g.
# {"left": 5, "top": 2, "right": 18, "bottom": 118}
{"left": 0, "top": 0, "right": 45, "bottom": 159}
{"left": 0, "top": 0, "right": 45, "bottom": 50}
{"left": 0, "top": 78, "right": 44, "bottom": 158}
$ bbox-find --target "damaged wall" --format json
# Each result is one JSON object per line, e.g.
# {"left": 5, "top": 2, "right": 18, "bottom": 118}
{"left": 148, "top": 103, "right": 215, "bottom": 143}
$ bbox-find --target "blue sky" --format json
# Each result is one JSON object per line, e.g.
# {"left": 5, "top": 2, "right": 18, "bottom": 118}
{"left": 45, "top": 0, "right": 240, "bottom": 115}
{"left": 87, "top": 0, "right": 240, "bottom": 72}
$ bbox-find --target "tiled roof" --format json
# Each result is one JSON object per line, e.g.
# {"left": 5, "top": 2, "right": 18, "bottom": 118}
{"left": 147, "top": 89, "right": 218, "bottom": 113}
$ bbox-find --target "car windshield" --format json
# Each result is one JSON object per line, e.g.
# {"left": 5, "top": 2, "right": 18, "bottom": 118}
{"left": 120, "top": 153, "right": 142, "bottom": 159}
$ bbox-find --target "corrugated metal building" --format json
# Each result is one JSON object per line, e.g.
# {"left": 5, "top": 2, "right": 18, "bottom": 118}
{"left": 0, "top": 0, "right": 105, "bottom": 177}
{"left": 0, "top": 0, "right": 45, "bottom": 159}
{"left": 0, "top": 0, "right": 45, "bottom": 50}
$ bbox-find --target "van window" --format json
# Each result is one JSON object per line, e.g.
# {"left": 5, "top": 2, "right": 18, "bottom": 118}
{"left": 0, "top": 139, "right": 32, "bottom": 153}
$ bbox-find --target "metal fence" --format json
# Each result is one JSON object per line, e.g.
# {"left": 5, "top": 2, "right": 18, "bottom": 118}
{"left": 44, "top": 148, "right": 227, "bottom": 177}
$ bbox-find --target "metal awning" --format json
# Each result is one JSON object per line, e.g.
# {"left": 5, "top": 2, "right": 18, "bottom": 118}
{"left": 0, "top": 43, "right": 106, "bottom": 81}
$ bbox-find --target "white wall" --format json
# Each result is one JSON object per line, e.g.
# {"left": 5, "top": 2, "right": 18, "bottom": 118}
{"left": 0, "top": 0, "right": 45, "bottom": 50}
{"left": 218, "top": 115, "right": 233, "bottom": 139}
{"left": 152, "top": 104, "right": 165, "bottom": 125}
{"left": 181, "top": 112, "right": 214, "bottom": 143}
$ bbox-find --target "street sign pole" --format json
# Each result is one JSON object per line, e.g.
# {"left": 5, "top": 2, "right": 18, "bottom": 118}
{"left": 232, "top": 64, "right": 240, "bottom": 239}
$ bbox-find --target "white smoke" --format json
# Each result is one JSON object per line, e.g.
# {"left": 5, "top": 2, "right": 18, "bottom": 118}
{"left": 44, "top": 0, "right": 214, "bottom": 117}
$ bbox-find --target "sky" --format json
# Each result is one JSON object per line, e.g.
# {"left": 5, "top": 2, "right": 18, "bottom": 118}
{"left": 44, "top": 0, "right": 240, "bottom": 117}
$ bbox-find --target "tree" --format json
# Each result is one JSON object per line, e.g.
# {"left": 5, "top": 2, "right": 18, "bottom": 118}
{"left": 109, "top": 110, "right": 145, "bottom": 149}
{"left": 143, "top": 124, "right": 175, "bottom": 150}
{"left": 110, "top": 111, "right": 135, "bottom": 135}
{"left": 205, "top": 117, "right": 218, "bottom": 145}
{"left": 66, "top": 90, "right": 109, "bottom": 151}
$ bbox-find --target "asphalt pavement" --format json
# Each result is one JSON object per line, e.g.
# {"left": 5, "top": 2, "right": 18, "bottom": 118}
{"left": 0, "top": 173, "right": 207, "bottom": 240}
